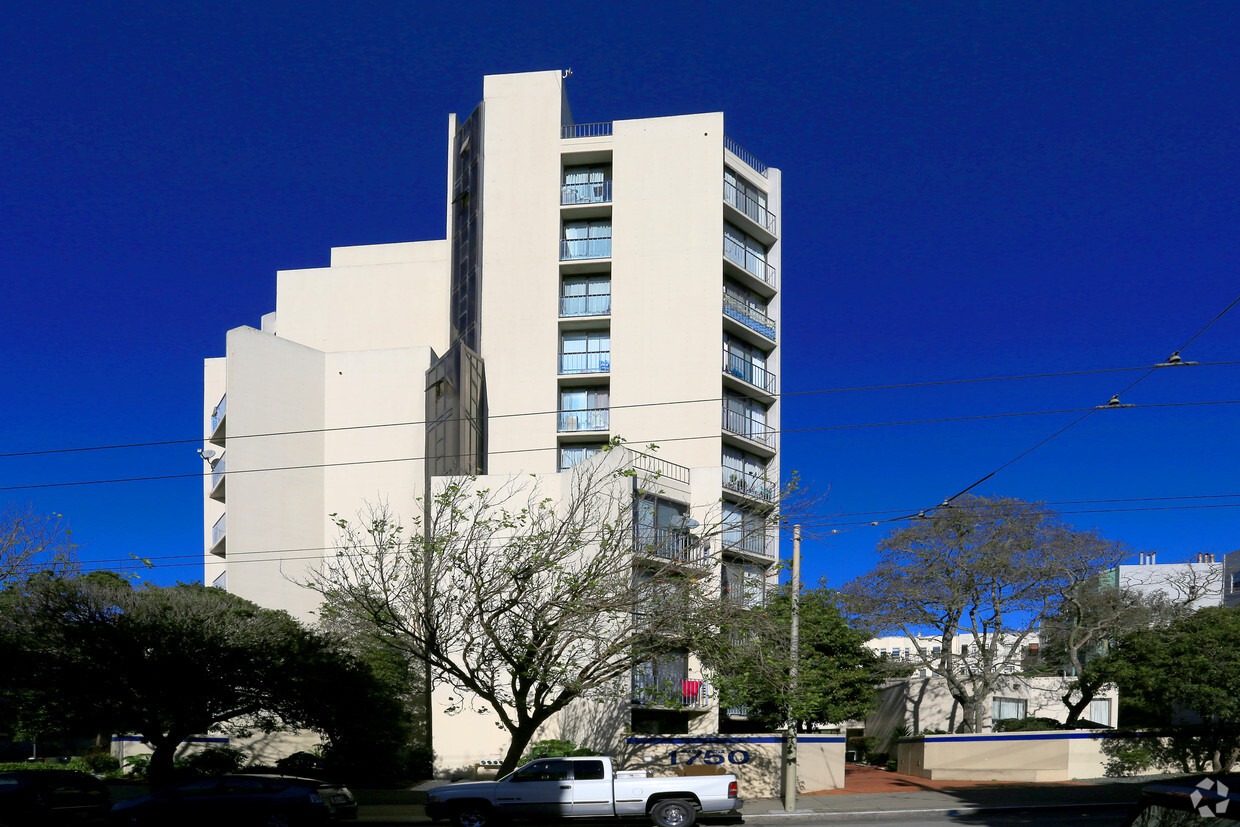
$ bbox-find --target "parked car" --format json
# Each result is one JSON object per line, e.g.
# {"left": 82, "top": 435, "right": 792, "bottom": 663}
{"left": 1121, "top": 774, "right": 1240, "bottom": 825}
{"left": 108, "top": 773, "right": 357, "bottom": 826}
{"left": 0, "top": 768, "right": 111, "bottom": 825}
{"left": 426, "top": 755, "right": 741, "bottom": 827}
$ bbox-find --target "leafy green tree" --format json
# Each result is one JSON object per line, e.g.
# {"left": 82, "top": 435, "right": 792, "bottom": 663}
{"left": 841, "top": 495, "right": 1126, "bottom": 732}
{"left": 0, "top": 577, "right": 405, "bottom": 788}
{"left": 699, "top": 586, "right": 885, "bottom": 731}
{"left": 1098, "top": 605, "right": 1240, "bottom": 773}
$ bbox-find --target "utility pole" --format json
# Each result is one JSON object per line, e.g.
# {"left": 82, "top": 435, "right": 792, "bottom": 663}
{"left": 783, "top": 524, "right": 801, "bottom": 812}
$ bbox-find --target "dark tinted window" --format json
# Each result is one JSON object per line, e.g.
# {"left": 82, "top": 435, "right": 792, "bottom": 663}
{"left": 574, "top": 760, "right": 605, "bottom": 781}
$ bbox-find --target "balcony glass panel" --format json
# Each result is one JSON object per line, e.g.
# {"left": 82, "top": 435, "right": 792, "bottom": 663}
{"left": 559, "top": 444, "right": 606, "bottom": 471}
{"left": 562, "top": 165, "right": 612, "bottom": 204}
{"left": 558, "top": 408, "right": 609, "bottom": 432}
{"left": 559, "top": 331, "right": 610, "bottom": 374}
{"left": 562, "top": 219, "right": 612, "bottom": 260}
{"left": 211, "top": 394, "right": 226, "bottom": 433}
{"left": 211, "top": 513, "right": 226, "bottom": 546}
{"left": 561, "top": 275, "right": 611, "bottom": 316}
{"left": 210, "top": 454, "right": 226, "bottom": 490}
{"left": 723, "top": 293, "right": 776, "bottom": 340}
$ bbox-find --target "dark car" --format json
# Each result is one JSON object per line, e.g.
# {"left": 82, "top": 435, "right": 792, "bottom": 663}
{"left": 1122, "top": 774, "right": 1240, "bottom": 825}
{"left": 0, "top": 768, "right": 111, "bottom": 825}
{"left": 108, "top": 774, "right": 357, "bottom": 826}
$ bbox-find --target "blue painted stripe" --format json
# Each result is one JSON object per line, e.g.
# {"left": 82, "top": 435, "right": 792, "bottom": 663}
{"left": 921, "top": 732, "right": 1098, "bottom": 743}
{"left": 111, "top": 735, "right": 230, "bottom": 744}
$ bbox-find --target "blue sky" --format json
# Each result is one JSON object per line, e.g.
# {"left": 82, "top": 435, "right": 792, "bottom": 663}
{"left": 2, "top": 1, "right": 1237, "bottom": 589}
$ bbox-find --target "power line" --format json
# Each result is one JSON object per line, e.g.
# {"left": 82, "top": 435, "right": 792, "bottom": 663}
{"left": 2, "top": 360, "right": 1235, "bottom": 461}
{"left": 2, "top": 398, "right": 1238, "bottom": 492}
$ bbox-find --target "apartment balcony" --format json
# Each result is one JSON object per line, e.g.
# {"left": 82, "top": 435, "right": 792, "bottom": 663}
{"left": 562, "top": 122, "right": 613, "bottom": 139}
{"left": 721, "top": 408, "right": 777, "bottom": 454}
{"left": 631, "top": 673, "right": 710, "bottom": 710}
{"left": 209, "top": 454, "right": 226, "bottom": 501}
{"left": 724, "top": 135, "right": 768, "bottom": 178}
{"left": 634, "top": 527, "right": 711, "bottom": 569}
{"left": 721, "top": 528, "right": 774, "bottom": 560}
{"left": 209, "top": 394, "right": 226, "bottom": 444}
{"left": 723, "top": 294, "right": 776, "bottom": 342}
{"left": 631, "top": 452, "right": 690, "bottom": 485}
{"left": 561, "top": 180, "right": 612, "bottom": 205}
{"left": 723, "top": 237, "right": 777, "bottom": 290}
{"left": 723, "top": 351, "right": 777, "bottom": 399}
{"left": 561, "top": 237, "right": 612, "bottom": 261}
{"left": 724, "top": 180, "right": 777, "bottom": 240}
{"left": 723, "top": 474, "right": 778, "bottom": 505}
{"left": 210, "top": 513, "right": 226, "bottom": 557}
{"left": 558, "top": 408, "right": 609, "bottom": 433}
{"left": 560, "top": 294, "right": 611, "bottom": 317}
{"left": 558, "top": 351, "right": 610, "bottom": 375}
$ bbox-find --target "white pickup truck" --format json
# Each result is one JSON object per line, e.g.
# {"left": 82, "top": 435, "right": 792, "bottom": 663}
{"left": 425, "top": 755, "right": 742, "bottom": 827}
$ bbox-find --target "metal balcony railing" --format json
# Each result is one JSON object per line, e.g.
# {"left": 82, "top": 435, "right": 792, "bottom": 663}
{"left": 210, "top": 395, "right": 226, "bottom": 433}
{"left": 631, "top": 452, "right": 690, "bottom": 484}
{"left": 635, "top": 527, "right": 711, "bottom": 567}
{"left": 561, "top": 180, "right": 612, "bottom": 205}
{"left": 723, "top": 294, "right": 776, "bottom": 340}
{"left": 724, "top": 236, "right": 777, "bottom": 287}
{"left": 724, "top": 180, "right": 776, "bottom": 234}
{"left": 561, "top": 237, "right": 612, "bottom": 260}
{"left": 723, "top": 474, "right": 777, "bottom": 504}
{"left": 558, "top": 351, "right": 610, "bottom": 375}
{"left": 558, "top": 408, "right": 609, "bottom": 432}
{"left": 210, "top": 455, "right": 226, "bottom": 491}
{"left": 724, "top": 135, "right": 768, "bottom": 177}
{"left": 211, "top": 513, "right": 226, "bottom": 547}
{"left": 722, "top": 527, "right": 771, "bottom": 557}
{"left": 722, "top": 407, "right": 776, "bottom": 448}
{"left": 562, "top": 122, "right": 613, "bottom": 139}
{"left": 723, "top": 351, "right": 777, "bottom": 394}
{"left": 560, "top": 294, "right": 611, "bottom": 317}
{"left": 631, "top": 673, "right": 710, "bottom": 709}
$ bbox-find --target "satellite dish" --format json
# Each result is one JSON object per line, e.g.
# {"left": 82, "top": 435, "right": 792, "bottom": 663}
{"left": 198, "top": 448, "right": 216, "bottom": 460}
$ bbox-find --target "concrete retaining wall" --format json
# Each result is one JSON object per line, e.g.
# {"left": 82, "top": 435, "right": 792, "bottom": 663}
{"left": 624, "top": 734, "right": 845, "bottom": 798}
{"left": 896, "top": 731, "right": 1109, "bottom": 781}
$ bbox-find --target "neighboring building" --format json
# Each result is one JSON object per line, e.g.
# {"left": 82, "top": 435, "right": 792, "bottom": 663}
{"left": 202, "top": 70, "right": 782, "bottom": 771}
{"left": 1223, "top": 550, "right": 1240, "bottom": 609}
{"left": 1100, "top": 552, "right": 1224, "bottom": 611}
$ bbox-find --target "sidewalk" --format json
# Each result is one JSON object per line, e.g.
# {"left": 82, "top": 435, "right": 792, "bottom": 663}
{"left": 353, "top": 764, "right": 1145, "bottom": 823}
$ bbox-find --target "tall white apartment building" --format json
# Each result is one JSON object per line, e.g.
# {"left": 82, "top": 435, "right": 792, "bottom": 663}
{"left": 202, "top": 70, "right": 782, "bottom": 765}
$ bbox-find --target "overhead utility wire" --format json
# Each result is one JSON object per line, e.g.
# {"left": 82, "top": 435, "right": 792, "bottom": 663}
{"left": 2, "top": 398, "right": 1238, "bottom": 493}
{"left": 3, "top": 361, "right": 1235, "bottom": 461}
{"left": 13, "top": 495, "right": 1240, "bottom": 578}
{"left": 892, "top": 294, "right": 1240, "bottom": 525}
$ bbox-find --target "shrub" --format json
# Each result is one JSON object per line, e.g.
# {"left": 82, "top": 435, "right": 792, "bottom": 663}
{"left": 1101, "top": 734, "right": 1159, "bottom": 777}
{"left": 177, "top": 746, "right": 248, "bottom": 777}
{"left": 993, "top": 716, "right": 1061, "bottom": 732}
{"left": 82, "top": 750, "right": 121, "bottom": 774}
{"left": 276, "top": 751, "right": 324, "bottom": 777}
{"left": 519, "top": 740, "right": 595, "bottom": 763}
{"left": 885, "top": 758, "right": 898, "bottom": 772}
{"left": 122, "top": 755, "right": 151, "bottom": 779}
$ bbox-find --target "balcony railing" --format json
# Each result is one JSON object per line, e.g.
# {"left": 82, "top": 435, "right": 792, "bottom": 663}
{"left": 724, "top": 236, "right": 777, "bottom": 287}
{"left": 562, "top": 180, "right": 612, "bottom": 205}
{"left": 635, "top": 527, "right": 711, "bottom": 568}
{"left": 210, "top": 394, "right": 226, "bottom": 433}
{"left": 561, "top": 237, "right": 612, "bottom": 260}
{"left": 558, "top": 408, "right": 609, "bottom": 432}
{"left": 722, "top": 527, "right": 771, "bottom": 557}
{"left": 631, "top": 452, "right": 690, "bottom": 484}
{"left": 211, "top": 513, "right": 226, "bottom": 547}
{"left": 632, "top": 673, "right": 710, "bottom": 709}
{"left": 558, "top": 352, "right": 610, "bottom": 375}
{"left": 560, "top": 294, "right": 611, "bottom": 317}
{"left": 723, "top": 294, "right": 776, "bottom": 340}
{"left": 562, "top": 122, "right": 613, "bottom": 139}
{"left": 210, "top": 455, "right": 226, "bottom": 491}
{"left": 724, "top": 180, "right": 776, "bottom": 233}
{"left": 724, "top": 135, "right": 768, "bottom": 177}
{"left": 723, "top": 474, "right": 778, "bottom": 503}
{"left": 722, "top": 407, "right": 776, "bottom": 448}
{"left": 723, "top": 351, "right": 777, "bottom": 394}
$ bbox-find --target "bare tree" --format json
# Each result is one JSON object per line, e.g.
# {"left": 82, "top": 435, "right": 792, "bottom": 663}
{"left": 306, "top": 448, "right": 721, "bottom": 774}
{"left": 0, "top": 505, "right": 77, "bottom": 585}
{"left": 841, "top": 495, "right": 1127, "bottom": 733}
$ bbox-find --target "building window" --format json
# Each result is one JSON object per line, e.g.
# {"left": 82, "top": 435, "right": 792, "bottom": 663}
{"left": 1232, "top": 571, "right": 1240, "bottom": 593}
{"left": 722, "top": 392, "right": 771, "bottom": 446}
{"left": 561, "top": 275, "right": 611, "bottom": 317}
{"left": 723, "top": 281, "right": 776, "bottom": 340}
{"left": 724, "top": 222, "right": 772, "bottom": 283}
{"left": 992, "top": 697, "right": 1027, "bottom": 722}
{"left": 559, "top": 331, "right": 610, "bottom": 374}
{"left": 723, "top": 335, "right": 773, "bottom": 393}
{"left": 1088, "top": 698, "right": 1112, "bottom": 727}
{"left": 722, "top": 446, "right": 774, "bottom": 502}
{"left": 724, "top": 167, "right": 772, "bottom": 231}
{"left": 562, "top": 219, "right": 611, "bottom": 260}
{"left": 562, "top": 165, "right": 612, "bottom": 204}
{"left": 559, "top": 387, "right": 609, "bottom": 432}
{"left": 722, "top": 560, "right": 766, "bottom": 608}
{"left": 559, "top": 444, "right": 606, "bottom": 471}
{"left": 721, "top": 502, "right": 768, "bottom": 556}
